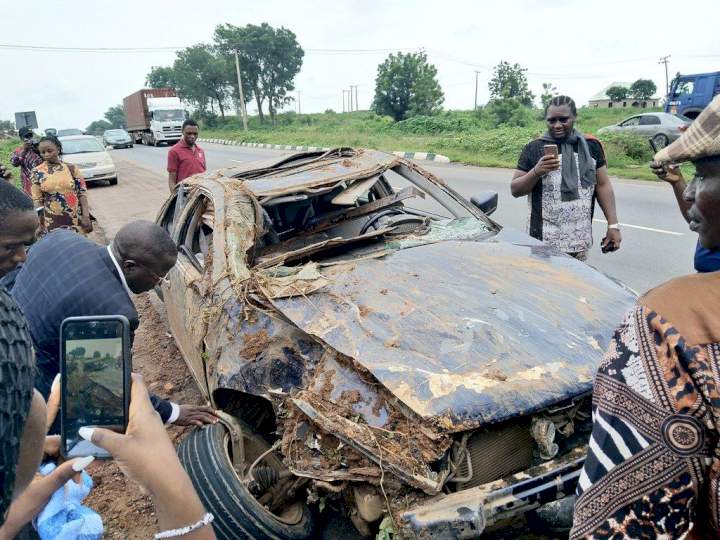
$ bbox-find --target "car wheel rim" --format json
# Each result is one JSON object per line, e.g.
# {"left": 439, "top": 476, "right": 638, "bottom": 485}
{"left": 653, "top": 135, "right": 668, "bottom": 148}
{"left": 223, "top": 431, "right": 305, "bottom": 526}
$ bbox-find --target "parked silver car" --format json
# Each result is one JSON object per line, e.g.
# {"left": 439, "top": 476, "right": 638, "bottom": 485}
{"left": 598, "top": 112, "right": 692, "bottom": 148}
{"left": 102, "top": 129, "right": 133, "bottom": 149}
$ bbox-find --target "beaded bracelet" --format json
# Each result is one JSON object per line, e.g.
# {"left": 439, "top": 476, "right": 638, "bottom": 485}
{"left": 154, "top": 513, "right": 214, "bottom": 539}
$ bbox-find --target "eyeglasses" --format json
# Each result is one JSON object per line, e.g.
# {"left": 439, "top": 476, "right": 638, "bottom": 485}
{"left": 546, "top": 116, "right": 571, "bottom": 124}
{"left": 134, "top": 261, "right": 170, "bottom": 286}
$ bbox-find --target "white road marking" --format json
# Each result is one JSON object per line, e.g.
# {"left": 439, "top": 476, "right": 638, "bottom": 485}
{"left": 593, "top": 219, "right": 684, "bottom": 236}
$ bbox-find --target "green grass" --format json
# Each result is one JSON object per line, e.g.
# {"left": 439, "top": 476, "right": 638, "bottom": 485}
{"left": 200, "top": 107, "right": 683, "bottom": 181}
{"left": 0, "top": 138, "right": 22, "bottom": 189}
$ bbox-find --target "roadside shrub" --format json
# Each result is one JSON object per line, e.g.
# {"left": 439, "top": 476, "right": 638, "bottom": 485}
{"left": 387, "top": 114, "right": 481, "bottom": 135}
{"left": 597, "top": 132, "right": 653, "bottom": 162}
{"left": 484, "top": 98, "right": 536, "bottom": 128}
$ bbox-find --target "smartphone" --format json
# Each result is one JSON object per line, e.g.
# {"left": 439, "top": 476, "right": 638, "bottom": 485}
{"left": 60, "top": 315, "right": 131, "bottom": 459}
{"left": 543, "top": 144, "right": 558, "bottom": 158}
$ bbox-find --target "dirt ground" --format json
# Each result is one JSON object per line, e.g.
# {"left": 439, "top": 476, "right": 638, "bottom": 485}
{"left": 83, "top": 292, "right": 204, "bottom": 538}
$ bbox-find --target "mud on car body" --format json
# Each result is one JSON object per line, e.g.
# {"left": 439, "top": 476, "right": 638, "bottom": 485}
{"left": 155, "top": 148, "right": 636, "bottom": 539}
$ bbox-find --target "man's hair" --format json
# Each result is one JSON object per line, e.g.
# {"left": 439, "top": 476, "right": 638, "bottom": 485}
{"left": 0, "top": 288, "right": 35, "bottom": 524}
{"left": 182, "top": 119, "right": 199, "bottom": 131}
{"left": 0, "top": 181, "right": 34, "bottom": 229}
{"left": 545, "top": 95, "right": 578, "bottom": 117}
{"left": 38, "top": 135, "right": 62, "bottom": 155}
{"left": 114, "top": 220, "right": 177, "bottom": 262}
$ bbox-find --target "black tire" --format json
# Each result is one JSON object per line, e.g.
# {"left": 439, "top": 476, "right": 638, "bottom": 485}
{"left": 652, "top": 133, "right": 669, "bottom": 149}
{"left": 108, "top": 177, "right": 118, "bottom": 186}
{"left": 178, "top": 422, "right": 315, "bottom": 540}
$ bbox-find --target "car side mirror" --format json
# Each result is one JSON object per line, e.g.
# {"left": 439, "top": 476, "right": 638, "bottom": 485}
{"left": 470, "top": 191, "right": 498, "bottom": 216}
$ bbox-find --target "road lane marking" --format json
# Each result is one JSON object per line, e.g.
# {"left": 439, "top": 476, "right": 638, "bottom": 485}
{"left": 593, "top": 219, "right": 684, "bottom": 236}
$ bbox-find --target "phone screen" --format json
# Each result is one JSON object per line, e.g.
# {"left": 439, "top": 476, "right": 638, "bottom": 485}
{"left": 61, "top": 318, "right": 129, "bottom": 458}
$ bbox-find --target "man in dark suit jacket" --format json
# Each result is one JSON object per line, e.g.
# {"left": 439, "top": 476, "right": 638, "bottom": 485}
{"left": 10, "top": 221, "right": 218, "bottom": 426}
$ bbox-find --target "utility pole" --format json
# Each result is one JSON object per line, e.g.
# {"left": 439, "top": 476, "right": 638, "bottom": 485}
{"left": 348, "top": 86, "right": 354, "bottom": 112}
{"left": 658, "top": 55, "right": 671, "bottom": 99}
{"left": 234, "top": 50, "right": 248, "bottom": 131}
{"left": 297, "top": 91, "right": 301, "bottom": 114}
{"left": 342, "top": 90, "right": 348, "bottom": 113}
{"left": 354, "top": 85, "right": 359, "bottom": 111}
{"left": 474, "top": 71, "right": 481, "bottom": 110}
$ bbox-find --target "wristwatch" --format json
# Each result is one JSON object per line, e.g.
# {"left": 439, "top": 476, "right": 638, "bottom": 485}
{"left": 607, "top": 223, "right": 620, "bottom": 230}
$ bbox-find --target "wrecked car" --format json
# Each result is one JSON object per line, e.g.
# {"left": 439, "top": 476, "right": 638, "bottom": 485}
{"left": 154, "top": 148, "right": 636, "bottom": 539}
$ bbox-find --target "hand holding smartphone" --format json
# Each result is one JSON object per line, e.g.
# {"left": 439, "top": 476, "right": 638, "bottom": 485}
{"left": 60, "top": 316, "right": 131, "bottom": 459}
{"left": 534, "top": 144, "right": 560, "bottom": 176}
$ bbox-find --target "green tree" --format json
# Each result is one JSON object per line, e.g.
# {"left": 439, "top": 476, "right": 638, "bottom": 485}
{"left": 630, "top": 79, "right": 657, "bottom": 100}
{"left": 0, "top": 120, "right": 14, "bottom": 131}
{"left": 606, "top": 85, "right": 629, "bottom": 102}
{"left": 104, "top": 105, "right": 126, "bottom": 128}
{"left": 146, "top": 66, "right": 177, "bottom": 89}
{"left": 85, "top": 119, "right": 112, "bottom": 135}
{"left": 173, "top": 44, "right": 233, "bottom": 118}
{"left": 540, "top": 82, "right": 558, "bottom": 108}
{"left": 214, "top": 23, "right": 304, "bottom": 125}
{"left": 372, "top": 51, "right": 444, "bottom": 121}
{"left": 488, "top": 61, "right": 534, "bottom": 106}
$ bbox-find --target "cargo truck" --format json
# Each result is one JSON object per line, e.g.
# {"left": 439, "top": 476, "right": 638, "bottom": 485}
{"left": 123, "top": 88, "right": 187, "bottom": 146}
{"left": 665, "top": 71, "right": 720, "bottom": 119}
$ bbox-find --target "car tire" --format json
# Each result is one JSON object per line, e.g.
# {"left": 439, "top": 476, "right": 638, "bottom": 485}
{"left": 178, "top": 422, "right": 315, "bottom": 540}
{"left": 108, "top": 177, "right": 118, "bottom": 186}
{"left": 652, "top": 133, "right": 669, "bottom": 149}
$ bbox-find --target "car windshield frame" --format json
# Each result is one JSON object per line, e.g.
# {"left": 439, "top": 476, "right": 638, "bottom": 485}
{"left": 61, "top": 138, "right": 105, "bottom": 154}
{"left": 57, "top": 129, "right": 83, "bottom": 137}
{"left": 105, "top": 130, "right": 128, "bottom": 137}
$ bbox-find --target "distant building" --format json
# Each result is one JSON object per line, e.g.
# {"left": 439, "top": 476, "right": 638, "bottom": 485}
{"left": 588, "top": 82, "right": 660, "bottom": 109}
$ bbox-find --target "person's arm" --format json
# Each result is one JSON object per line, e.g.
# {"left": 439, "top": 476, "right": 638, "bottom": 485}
{"left": 167, "top": 148, "right": 179, "bottom": 193}
{"left": 595, "top": 165, "right": 622, "bottom": 252}
{"left": 168, "top": 171, "right": 178, "bottom": 193}
{"left": 511, "top": 154, "right": 560, "bottom": 197}
{"left": 83, "top": 374, "right": 216, "bottom": 539}
{"left": 10, "top": 147, "right": 22, "bottom": 167}
{"left": 650, "top": 162, "right": 690, "bottom": 222}
{"left": 72, "top": 165, "right": 92, "bottom": 233}
{"left": 30, "top": 168, "right": 46, "bottom": 232}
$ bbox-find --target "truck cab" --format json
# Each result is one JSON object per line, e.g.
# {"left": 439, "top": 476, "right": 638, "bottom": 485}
{"left": 665, "top": 71, "right": 720, "bottom": 118}
{"left": 146, "top": 97, "right": 186, "bottom": 146}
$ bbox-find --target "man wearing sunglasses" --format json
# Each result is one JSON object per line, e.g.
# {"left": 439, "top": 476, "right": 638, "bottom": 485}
{"left": 7, "top": 220, "right": 219, "bottom": 428}
{"left": 10, "top": 127, "right": 43, "bottom": 196}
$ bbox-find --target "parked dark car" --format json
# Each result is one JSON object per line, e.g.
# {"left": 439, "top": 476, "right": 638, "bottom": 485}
{"left": 598, "top": 112, "right": 691, "bottom": 149}
{"left": 155, "top": 148, "right": 636, "bottom": 539}
{"left": 102, "top": 129, "right": 133, "bottom": 149}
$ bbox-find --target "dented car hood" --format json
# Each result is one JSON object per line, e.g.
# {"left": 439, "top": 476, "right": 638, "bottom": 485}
{"left": 269, "top": 238, "right": 636, "bottom": 431}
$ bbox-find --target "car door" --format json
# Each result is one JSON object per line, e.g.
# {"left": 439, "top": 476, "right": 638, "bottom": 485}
{"left": 619, "top": 116, "right": 641, "bottom": 133}
{"left": 638, "top": 114, "right": 661, "bottom": 136}
{"left": 159, "top": 189, "right": 217, "bottom": 400}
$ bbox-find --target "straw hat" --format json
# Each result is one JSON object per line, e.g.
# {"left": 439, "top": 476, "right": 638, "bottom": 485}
{"left": 654, "top": 94, "right": 720, "bottom": 163}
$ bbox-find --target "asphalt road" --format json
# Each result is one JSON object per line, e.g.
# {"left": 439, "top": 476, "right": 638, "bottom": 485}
{"left": 110, "top": 142, "right": 697, "bottom": 293}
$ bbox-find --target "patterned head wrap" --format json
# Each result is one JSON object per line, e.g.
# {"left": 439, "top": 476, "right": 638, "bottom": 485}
{"left": 655, "top": 94, "right": 720, "bottom": 163}
{"left": 0, "top": 287, "right": 36, "bottom": 524}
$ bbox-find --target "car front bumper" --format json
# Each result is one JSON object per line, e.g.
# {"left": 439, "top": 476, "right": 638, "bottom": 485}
{"left": 399, "top": 446, "right": 585, "bottom": 539}
{"left": 80, "top": 165, "right": 116, "bottom": 182}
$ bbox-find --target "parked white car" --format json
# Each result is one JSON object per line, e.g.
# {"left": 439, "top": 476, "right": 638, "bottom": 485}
{"left": 59, "top": 135, "right": 117, "bottom": 185}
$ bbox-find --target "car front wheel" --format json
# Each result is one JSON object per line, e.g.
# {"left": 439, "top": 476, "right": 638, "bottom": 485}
{"left": 652, "top": 133, "right": 669, "bottom": 149}
{"left": 108, "top": 177, "right": 118, "bottom": 186}
{"left": 178, "top": 422, "right": 315, "bottom": 540}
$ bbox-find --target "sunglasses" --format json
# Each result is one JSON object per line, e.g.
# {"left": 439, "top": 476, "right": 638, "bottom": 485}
{"left": 546, "top": 116, "right": 571, "bottom": 125}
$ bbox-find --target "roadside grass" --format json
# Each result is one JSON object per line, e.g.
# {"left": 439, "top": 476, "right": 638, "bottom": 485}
{"left": 0, "top": 138, "right": 22, "bottom": 189}
{"left": 200, "top": 108, "right": 686, "bottom": 181}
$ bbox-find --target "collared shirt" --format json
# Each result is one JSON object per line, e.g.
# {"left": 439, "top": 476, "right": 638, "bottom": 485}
{"left": 105, "top": 246, "right": 179, "bottom": 423}
{"left": 167, "top": 139, "right": 206, "bottom": 185}
{"left": 694, "top": 242, "right": 720, "bottom": 273}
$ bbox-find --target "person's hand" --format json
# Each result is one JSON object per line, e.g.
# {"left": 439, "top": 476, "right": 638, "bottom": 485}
{"left": 601, "top": 228, "right": 622, "bottom": 253}
{"left": 80, "top": 215, "right": 93, "bottom": 234}
{"left": 80, "top": 374, "right": 187, "bottom": 494}
{"left": 650, "top": 160, "right": 683, "bottom": 183}
{"left": 0, "top": 165, "right": 11, "bottom": 181}
{"left": 533, "top": 154, "right": 561, "bottom": 176}
{"left": 175, "top": 404, "right": 220, "bottom": 427}
{"left": 0, "top": 457, "right": 94, "bottom": 540}
{"left": 23, "top": 139, "right": 34, "bottom": 149}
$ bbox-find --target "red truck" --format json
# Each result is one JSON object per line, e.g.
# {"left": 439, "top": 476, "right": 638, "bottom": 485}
{"left": 123, "top": 88, "right": 186, "bottom": 146}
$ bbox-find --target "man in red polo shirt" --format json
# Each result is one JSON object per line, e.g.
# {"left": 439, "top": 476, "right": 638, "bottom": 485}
{"left": 167, "top": 119, "right": 206, "bottom": 192}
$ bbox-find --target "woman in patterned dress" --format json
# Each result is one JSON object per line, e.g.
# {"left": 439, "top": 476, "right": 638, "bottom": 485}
{"left": 31, "top": 136, "right": 92, "bottom": 235}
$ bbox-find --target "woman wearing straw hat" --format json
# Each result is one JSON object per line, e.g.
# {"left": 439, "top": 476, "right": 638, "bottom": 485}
{"left": 571, "top": 94, "right": 720, "bottom": 539}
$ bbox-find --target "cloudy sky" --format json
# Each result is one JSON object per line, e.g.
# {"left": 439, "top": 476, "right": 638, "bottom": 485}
{"left": 1, "top": 0, "right": 718, "bottom": 130}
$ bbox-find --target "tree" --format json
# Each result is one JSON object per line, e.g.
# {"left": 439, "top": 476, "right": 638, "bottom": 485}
{"left": 630, "top": 79, "right": 657, "bottom": 100}
{"left": 104, "top": 105, "right": 126, "bottom": 129}
{"left": 488, "top": 61, "right": 534, "bottom": 106}
{"left": 540, "top": 82, "right": 558, "bottom": 108}
{"left": 146, "top": 66, "right": 177, "bottom": 89}
{"left": 606, "top": 85, "right": 629, "bottom": 102}
{"left": 85, "top": 119, "right": 112, "bottom": 135}
{"left": 214, "top": 23, "right": 304, "bottom": 125}
{"left": 173, "top": 44, "right": 234, "bottom": 118}
{"left": 0, "top": 119, "right": 14, "bottom": 131}
{"left": 372, "top": 51, "right": 444, "bottom": 121}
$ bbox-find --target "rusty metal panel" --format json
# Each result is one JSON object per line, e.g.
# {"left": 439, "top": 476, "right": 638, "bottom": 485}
{"left": 269, "top": 240, "right": 636, "bottom": 431}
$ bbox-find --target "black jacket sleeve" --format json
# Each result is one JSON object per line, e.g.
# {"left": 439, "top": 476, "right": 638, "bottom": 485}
{"left": 129, "top": 321, "right": 174, "bottom": 423}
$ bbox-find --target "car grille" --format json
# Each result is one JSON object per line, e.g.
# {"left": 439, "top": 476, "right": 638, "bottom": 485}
{"left": 455, "top": 418, "right": 534, "bottom": 489}
{"left": 77, "top": 162, "right": 97, "bottom": 169}
{"left": 162, "top": 126, "right": 181, "bottom": 133}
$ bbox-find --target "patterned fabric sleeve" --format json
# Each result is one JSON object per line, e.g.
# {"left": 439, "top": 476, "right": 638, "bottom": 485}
{"left": 30, "top": 166, "right": 44, "bottom": 208}
{"left": 69, "top": 164, "right": 87, "bottom": 195}
{"left": 571, "top": 305, "right": 720, "bottom": 539}
{"left": 10, "top": 147, "right": 22, "bottom": 167}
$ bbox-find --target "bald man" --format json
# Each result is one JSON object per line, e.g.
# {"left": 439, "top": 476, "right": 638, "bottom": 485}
{"left": 9, "top": 221, "right": 218, "bottom": 427}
